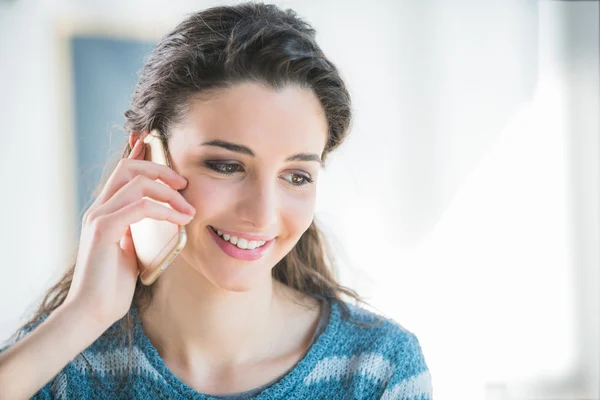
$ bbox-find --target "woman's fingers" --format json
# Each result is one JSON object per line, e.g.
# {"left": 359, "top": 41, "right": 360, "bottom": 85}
{"left": 97, "top": 174, "right": 195, "bottom": 217}
{"left": 80, "top": 136, "right": 197, "bottom": 246}
{"left": 89, "top": 197, "right": 195, "bottom": 245}
{"left": 130, "top": 137, "right": 144, "bottom": 159}
{"left": 97, "top": 159, "right": 188, "bottom": 205}
{"left": 91, "top": 138, "right": 186, "bottom": 207}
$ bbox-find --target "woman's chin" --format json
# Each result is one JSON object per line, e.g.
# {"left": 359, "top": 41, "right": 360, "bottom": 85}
{"left": 200, "top": 265, "right": 270, "bottom": 293}
{"left": 179, "top": 247, "right": 273, "bottom": 292}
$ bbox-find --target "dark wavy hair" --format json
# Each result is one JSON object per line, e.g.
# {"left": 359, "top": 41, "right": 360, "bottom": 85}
{"left": 4, "top": 2, "right": 380, "bottom": 392}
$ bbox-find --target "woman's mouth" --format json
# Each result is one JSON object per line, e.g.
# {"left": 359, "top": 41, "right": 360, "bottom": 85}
{"left": 209, "top": 226, "right": 267, "bottom": 249}
{"left": 207, "top": 226, "right": 275, "bottom": 261}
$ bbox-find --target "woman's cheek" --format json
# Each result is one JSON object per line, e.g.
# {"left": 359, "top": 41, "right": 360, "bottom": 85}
{"left": 181, "top": 175, "right": 234, "bottom": 220}
{"left": 282, "top": 189, "right": 316, "bottom": 231}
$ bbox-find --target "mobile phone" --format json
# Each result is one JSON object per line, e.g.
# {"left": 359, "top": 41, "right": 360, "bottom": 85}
{"left": 129, "top": 129, "right": 187, "bottom": 286}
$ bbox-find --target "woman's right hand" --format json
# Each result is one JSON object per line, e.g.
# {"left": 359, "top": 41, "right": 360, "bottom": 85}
{"left": 63, "top": 137, "right": 196, "bottom": 329}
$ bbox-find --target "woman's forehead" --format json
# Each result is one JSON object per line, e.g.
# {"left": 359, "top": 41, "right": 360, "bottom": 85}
{"left": 172, "top": 82, "right": 328, "bottom": 156}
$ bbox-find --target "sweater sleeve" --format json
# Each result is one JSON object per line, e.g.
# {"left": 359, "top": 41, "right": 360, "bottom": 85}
{"left": 379, "top": 333, "right": 433, "bottom": 400}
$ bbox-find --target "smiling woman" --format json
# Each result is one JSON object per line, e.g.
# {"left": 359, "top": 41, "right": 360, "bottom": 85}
{"left": 0, "top": 2, "right": 432, "bottom": 399}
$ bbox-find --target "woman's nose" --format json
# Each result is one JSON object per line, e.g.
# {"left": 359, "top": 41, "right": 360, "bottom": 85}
{"left": 235, "top": 179, "right": 278, "bottom": 231}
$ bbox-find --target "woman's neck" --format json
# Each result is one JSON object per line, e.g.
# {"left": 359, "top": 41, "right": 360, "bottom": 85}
{"left": 138, "top": 263, "right": 319, "bottom": 374}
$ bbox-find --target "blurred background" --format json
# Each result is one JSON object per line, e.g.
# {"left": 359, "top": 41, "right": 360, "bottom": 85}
{"left": 0, "top": 0, "right": 598, "bottom": 398}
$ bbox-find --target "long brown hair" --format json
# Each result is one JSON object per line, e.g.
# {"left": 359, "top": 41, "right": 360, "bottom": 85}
{"left": 3, "top": 2, "right": 380, "bottom": 390}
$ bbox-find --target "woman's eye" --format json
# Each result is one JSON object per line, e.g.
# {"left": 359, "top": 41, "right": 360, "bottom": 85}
{"left": 205, "top": 162, "right": 313, "bottom": 187}
{"left": 282, "top": 172, "right": 314, "bottom": 187}
{"left": 205, "top": 162, "right": 243, "bottom": 174}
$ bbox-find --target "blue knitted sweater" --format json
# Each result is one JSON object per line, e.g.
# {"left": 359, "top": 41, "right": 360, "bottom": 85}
{"left": 1, "top": 299, "right": 432, "bottom": 399}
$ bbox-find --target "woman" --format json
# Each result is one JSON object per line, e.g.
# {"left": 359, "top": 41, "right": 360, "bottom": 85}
{"left": 0, "top": 3, "right": 432, "bottom": 399}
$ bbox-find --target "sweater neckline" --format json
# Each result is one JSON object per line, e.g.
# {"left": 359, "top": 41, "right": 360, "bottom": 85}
{"left": 131, "top": 298, "right": 341, "bottom": 399}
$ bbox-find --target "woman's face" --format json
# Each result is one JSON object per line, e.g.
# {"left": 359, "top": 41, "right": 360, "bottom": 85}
{"left": 167, "top": 82, "right": 328, "bottom": 291}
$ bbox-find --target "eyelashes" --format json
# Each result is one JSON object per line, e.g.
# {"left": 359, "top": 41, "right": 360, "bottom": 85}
{"left": 207, "top": 162, "right": 243, "bottom": 174}
{"left": 204, "top": 161, "right": 314, "bottom": 187}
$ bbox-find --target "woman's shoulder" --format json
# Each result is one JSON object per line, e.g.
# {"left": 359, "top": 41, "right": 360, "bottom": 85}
{"left": 334, "top": 299, "right": 426, "bottom": 350}
{"left": 322, "top": 299, "right": 432, "bottom": 398}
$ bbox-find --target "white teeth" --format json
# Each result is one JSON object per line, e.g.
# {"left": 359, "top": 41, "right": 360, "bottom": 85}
{"left": 212, "top": 227, "right": 269, "bottom": 250}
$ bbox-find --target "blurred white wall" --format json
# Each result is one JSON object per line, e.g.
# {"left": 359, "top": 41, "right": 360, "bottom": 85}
{"left": 0, "top": 1, "right": 598, "bottom": 399}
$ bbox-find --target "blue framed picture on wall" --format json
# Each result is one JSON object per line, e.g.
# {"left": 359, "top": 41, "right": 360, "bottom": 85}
{"left": 70, "top": 35, "right": 155, "bottom": 228}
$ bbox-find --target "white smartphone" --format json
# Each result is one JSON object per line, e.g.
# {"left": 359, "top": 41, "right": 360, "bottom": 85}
{"left": 129, "top": 130, "right": 187, "bottom": 285}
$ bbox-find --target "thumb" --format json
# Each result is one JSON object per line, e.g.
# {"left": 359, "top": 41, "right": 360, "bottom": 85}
{"left": 120, "top": 226, "right": 134, "bottom": 251}
{"left": 120, "top": 226, "right": 139, "bottom": 273}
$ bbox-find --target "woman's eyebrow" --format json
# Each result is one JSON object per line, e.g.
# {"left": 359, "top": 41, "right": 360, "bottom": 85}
{"left": 200, "top": 140, "right": 323, "bottom": 166}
